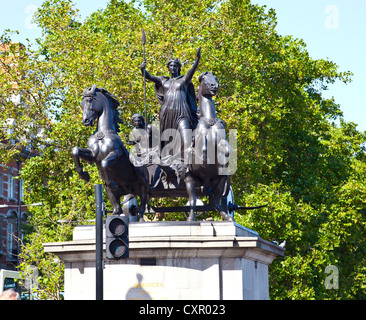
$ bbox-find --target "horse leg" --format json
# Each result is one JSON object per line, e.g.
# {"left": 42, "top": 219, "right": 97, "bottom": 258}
{"left": 138, "top": 188, "right": 147, "bottom": 222}
{"left": 178, "top": 119, "right": 194, "bottom": 180}
{"left": 185, "top": 173, "right": 196, "bottom": 221}
{"left": 72, "top": 147, "right": 94, "bottom": 182}
{"left": 105, "top": 181, "right": 122, "bottom": 215}
{"left": 101, "top": 149, "right": 121, "bottom": 169}
{"left": 101, "top": 151, "right": 125, "bottom": 215}
{"left": 133, "top": 166, "right": 149, "bottom": 222}
{"left": 212, "top": 176, "right": 233, "bottom": 222}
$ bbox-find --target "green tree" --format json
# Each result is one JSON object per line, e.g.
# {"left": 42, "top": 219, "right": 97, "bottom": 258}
{"left": 0, "top": 0, "right": 364, "bottom": 299}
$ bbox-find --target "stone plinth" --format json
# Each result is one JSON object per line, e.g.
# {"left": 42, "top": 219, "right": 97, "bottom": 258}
{"left": 43, "top": 221, "right": 284, "bottom": 300}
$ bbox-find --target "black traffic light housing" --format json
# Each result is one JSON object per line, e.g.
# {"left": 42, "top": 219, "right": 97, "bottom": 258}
{"left": 106, "top": 215, "right": 129, "bottom": 259}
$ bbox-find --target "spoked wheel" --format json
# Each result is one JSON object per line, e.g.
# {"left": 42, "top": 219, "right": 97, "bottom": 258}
{"left": 221, "top": 178, "right": 235, "bottom": 221}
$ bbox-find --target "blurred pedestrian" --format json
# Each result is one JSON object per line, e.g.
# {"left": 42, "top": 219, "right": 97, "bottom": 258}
{"left": 0, "top": 289, "right": 20, "bottom": 300}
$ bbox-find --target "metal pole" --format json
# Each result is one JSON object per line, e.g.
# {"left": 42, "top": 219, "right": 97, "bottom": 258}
{"left": 142, "top": 28, "right": 147, "bottom": 130}
{"left": 95, "top": 184, "right": 104, "bottom": 300}
{"left": 16, "top": 160, "right": 21, "bottom": 266}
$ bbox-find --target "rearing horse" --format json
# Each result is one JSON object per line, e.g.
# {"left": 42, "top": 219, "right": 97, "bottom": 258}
{"left": 72, "top": 85, "right": 148, "bottom": 220}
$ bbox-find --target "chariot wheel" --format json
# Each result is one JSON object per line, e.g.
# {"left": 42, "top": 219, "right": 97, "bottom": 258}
{"left": 221, "top": 183, "right": 235, "bottom": 221}
{"left": 122, "top": 195, "right": 139, "bottom": 222}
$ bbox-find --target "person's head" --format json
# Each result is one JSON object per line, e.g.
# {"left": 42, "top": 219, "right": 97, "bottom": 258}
{"left": 131, "top": 113, "right": 145, "bottom": 129}
{"left": 167, "top": 59, "right": 181, "bottom": 77}
{"left": 0, "top": 289, "right": 20, "bottom": 300}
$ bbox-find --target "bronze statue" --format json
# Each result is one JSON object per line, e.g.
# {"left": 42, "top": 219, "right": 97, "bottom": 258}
{"left": 186, "top": 72, "right": 232, "bottom": 221}
{"left": 128, "top": 113, "right": 146, "bottom": 158}
{"left": 140, "top": 48, "right": 201, "bottom": 177}
{"left": 72, "top": 46, "right": 265, "bottom": 221}
{"left": 139, "top": 57, "right": 233, "bottom": 221}
{"left": 72, "top": 85, "right": 148, "bottom": 220}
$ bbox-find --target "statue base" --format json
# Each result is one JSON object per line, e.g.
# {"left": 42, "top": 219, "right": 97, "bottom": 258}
{"left": 43, "top": 221, "right": 284, "bottom": 300}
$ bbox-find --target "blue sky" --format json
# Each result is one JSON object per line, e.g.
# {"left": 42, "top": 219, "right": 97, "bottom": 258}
{"left": 253, "top": 0, "right": 366, "bottom": 132}
{"left": 1, "top": 0, "right": 365, "bottom": 132}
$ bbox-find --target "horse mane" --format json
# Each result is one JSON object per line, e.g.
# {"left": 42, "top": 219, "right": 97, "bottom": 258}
{"left": 98, "top": 87, "right": 123, "bottom": 133}
{"left": 196, "top": 71, "right": 213, "bottom": 101}
{"left": 198, "top": 71, "right": 212, "bottom": 83}
{"left": 83, "top": 85, "right": 123, "bottom": 132}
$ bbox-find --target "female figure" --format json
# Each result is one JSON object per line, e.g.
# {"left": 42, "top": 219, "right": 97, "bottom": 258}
{"left": 140, "top": 48, "right": 201, "bottom": 168}
{"left": 129, "top": 113, "right": 146, "bottom": 157}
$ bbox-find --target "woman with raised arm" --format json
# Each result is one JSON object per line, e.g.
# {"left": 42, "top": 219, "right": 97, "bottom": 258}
{"left": 140, "top": 48, "right": 200, "bottom": 134}
{"left": 140, "top": 48, "right": 201, "bottom": 177}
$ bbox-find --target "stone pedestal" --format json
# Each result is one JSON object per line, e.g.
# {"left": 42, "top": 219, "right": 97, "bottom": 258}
{"left": 43, "top": 221, "right": 284, "bottom": 300}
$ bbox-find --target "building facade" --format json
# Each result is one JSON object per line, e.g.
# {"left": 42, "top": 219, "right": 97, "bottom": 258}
{"left": 0, "top": 43, "right": 31, "bottom": 271}
{"left": 0, "top": 158, "right": 28, "bottom": 270}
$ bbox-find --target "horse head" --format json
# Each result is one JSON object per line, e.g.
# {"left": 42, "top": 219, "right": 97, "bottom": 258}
{"left": 81, "top": 84, "right": 100, "bottom": 127}
{"left": 81, "top": 85, "right": 122, "bottom": 132}
{"left": 198, "top": 72, "right": 219, "bottom": 97}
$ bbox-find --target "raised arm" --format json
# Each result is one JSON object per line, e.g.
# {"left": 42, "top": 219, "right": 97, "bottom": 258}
{"left": 140, "top": 60, "right": 162, "bottom": 85}
{"left": 185, "top": 48, "right": 201, "bottom": 83}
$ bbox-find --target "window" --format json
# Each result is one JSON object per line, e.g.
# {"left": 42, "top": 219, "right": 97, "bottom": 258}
{"left": 0, "top": 215, "right": 3, "bottom": 254}
{"left": 6, "top": 218, "right": 16, "bottom": 261}
{"left": 6, "top": 210, "right": 17, "bottom": 261}
{"left": 8, "top": 174, "right": 15, "bottom": 200}
{"left": 0, "top": 173, "right": 3, "bottom": 197}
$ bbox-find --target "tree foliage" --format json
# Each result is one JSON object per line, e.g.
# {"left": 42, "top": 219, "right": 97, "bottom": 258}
{"left": 0, "top": 0, "right": 365, "bottom": 299}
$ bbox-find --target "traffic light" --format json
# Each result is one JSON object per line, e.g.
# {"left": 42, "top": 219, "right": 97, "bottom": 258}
{"left": 105, "top": 215, "right": 129, "bottom": 259}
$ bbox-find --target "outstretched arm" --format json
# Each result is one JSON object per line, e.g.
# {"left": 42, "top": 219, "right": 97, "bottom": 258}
{"left": 140, "top": 60, "right": 162, "bottom": 85}
{"left": 185, "top": 48, "right": 201, "bottom": 83}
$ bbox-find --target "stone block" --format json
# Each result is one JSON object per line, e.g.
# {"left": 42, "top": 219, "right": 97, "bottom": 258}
{"left": 43, "top": 221, "right": 284, "bottom": 300}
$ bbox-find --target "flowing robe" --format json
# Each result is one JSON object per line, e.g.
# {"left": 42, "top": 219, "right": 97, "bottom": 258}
{"left": 154, "top": 75, "right": 198, "bottom": 134}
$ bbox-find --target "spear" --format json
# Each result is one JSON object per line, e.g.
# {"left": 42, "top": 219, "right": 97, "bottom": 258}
{"left": 142, "top": 28, "right": 147, "bottom": 131}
